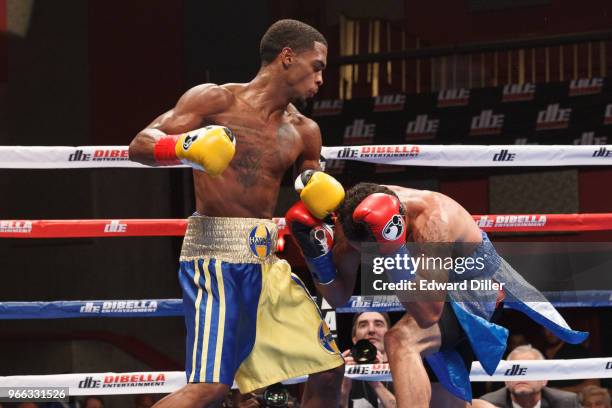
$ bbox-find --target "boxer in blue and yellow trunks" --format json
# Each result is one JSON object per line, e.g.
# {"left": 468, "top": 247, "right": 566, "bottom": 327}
{"left": 129, "top": 19, "right": 345, "bottom": 408}
{"left": 179, "top": 216, "right": 343, "bottom": 393}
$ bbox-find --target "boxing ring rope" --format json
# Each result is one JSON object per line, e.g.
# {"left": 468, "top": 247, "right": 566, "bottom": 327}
{"left": 3, "top": 144, "right": 612, "bottom": 395}
{"left": 2, "top": 289, "right": 612, "bottom": 321}
{"left": 1, "top": 357, "right": 612, "bottom": 396}
{"left": 2, "top": 212, "right": 612, "bottom": 238}
{"left": 1, "top": 144, "right": 612, "bottom": 168}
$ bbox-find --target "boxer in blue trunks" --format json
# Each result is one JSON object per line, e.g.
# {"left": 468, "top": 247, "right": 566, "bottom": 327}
{"left": 129, "top": 19, "right": 345, "bottom": 408}
{"left": 287, "top": 182, "right": 588, "bottom": 408}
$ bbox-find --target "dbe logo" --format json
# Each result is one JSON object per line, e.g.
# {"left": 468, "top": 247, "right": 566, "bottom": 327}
{"left": 248, "top": 224, "right": 272, "bottom": 259}
{"left": 80, "top": 302, "right": 101, "bottom": 313}
{"left": 470, "top": 110, "right": 504, "bottom": 136}
{"left": 569, "top": 77, "right": 604, "bottom": 96}
{"left": 604, "top": 104, "right": 612, "bottom": 125}
{"left": 374, "top": 94, "right": 406, "bottom": 112}
{"left": 536, "top": 104, "right": 571, "bottom": 130}
{"left": 437, "top": 89, "right": 470, "bottom": 107}
{"left": 492, "top": 149, "right": 516, "bottom": 162}
{"left": 573, "top": 132, "right": 607, "bottom": 145}
{"left": 592, "top": 147, "right": 612, "bottom": 158}
{"left": 504, "top": 364, "right": 527, "bottom": 376}
{"left": 343, "top": 119, "right": 376, "bottom": 144}
{"left": 605, "top": 362, "right": 612, "bottom": 370}
{"left": 502, "top": 83, "right": 535, "bottom": 102}
{"left": 104, "top": 220, "right": 127, "bottom": 233}
{"left": 346, "top": 365, "right": 371, "bottom": 375}
{"left": 336, "top": 147, "right": 359, "bottom": 159}
{"left": 79, "top": 376, "right": 101, "bottom": 389}
{"left": 405, "top": 115, "right": 438, "bottom": 140}
{"left": 69, "top": 150, "right": 92, "bottom": 162}
{"left": 312, "top": 99, "right": 343, "bottom": 116}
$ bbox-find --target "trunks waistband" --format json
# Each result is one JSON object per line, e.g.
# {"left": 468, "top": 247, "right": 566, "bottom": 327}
{"left": 180, "top": 216, "right": 278, "bottom": 263}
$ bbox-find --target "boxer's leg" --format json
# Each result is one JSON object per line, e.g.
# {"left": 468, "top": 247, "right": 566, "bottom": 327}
{"left": 157, "top": 257, "right": 245, "bottom": 408}
{"left": 385, "top": 313, "right": 442, "bottom": 408}
{"left": 153, "top": 383, "right": 228, "bottom": 408}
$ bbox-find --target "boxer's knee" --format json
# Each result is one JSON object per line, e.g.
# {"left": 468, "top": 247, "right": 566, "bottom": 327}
{"left": 385, "top": 319, "right": 440, "bottom": 357}
{"left": 152, "top": 382, "right": 229, "bottom": 408}
{"left": 385, "top": 323, "right": 412, "bottom": 354}
{"left": 186, "top": 382, "right": 228, "bottom": 404}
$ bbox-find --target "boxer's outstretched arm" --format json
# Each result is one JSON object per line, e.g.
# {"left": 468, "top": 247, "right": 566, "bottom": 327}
{"left": 129, "top": 84, "right": 232, "bottom": 166}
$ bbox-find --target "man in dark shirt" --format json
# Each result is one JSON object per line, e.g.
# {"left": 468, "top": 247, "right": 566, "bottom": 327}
{"left": 542, "top": 327, "right": 600, "bottom": 393}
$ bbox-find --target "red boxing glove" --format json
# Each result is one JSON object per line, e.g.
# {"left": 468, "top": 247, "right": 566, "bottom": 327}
{"left": 286, "top": 201, "right": 333, "bottom": 259}
{"left": 286, "top": 201, "right": 337, "bottom": 284}
{"left": 353, "top": 193, "right": 407, "bottom": 254}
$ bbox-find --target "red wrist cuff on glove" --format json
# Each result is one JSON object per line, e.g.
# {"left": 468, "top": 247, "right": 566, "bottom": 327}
{"left": 153, "top": 135, "right": 181, "bottom": 165}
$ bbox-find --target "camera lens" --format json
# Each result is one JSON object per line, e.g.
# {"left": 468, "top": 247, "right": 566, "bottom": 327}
{"left": 351, "top": 339, "right": 377, "bottom": 364}
{"left": 263, "top": 383, "right": 289, "bottom": 407}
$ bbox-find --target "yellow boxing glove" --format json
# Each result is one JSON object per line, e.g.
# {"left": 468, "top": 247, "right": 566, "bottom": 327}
{"left": 176, "top": 126, "right": 236, "bottom": 176}
{"left": 154, "top": 125, "right": 236, "bottom": 176}
{"left": 295, "top": 170, "right": 345, "bottom": 219}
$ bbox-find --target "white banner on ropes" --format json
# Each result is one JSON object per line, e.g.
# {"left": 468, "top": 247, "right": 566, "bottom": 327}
{"left": 1, "top": 359, "right": 610, "bottom": 395}
{"left": 0, "top": 372, "right": 182, "bottom": 396}
{"left": 321, "top": 144, "right": 612, "bottom": 167}
{"left": 469, "top": 357, "right": 612, "bottom": 381}
{"left": 2, "top": 144, "right": 612, "bottom": 169}
{"left": 0, "top": 146, "right": 185, "bottom": 169}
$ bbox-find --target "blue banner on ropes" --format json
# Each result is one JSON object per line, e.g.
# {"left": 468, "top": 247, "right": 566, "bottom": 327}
{"left": 0, "top": 299, "right": 184, "bottom": 319}
{"left": 0, "top": 292, "right": 610, "bottom": 320}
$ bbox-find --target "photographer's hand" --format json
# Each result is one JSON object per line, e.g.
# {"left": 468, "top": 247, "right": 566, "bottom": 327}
{"left": 340, "top": 349, "right": 353, "bottom": 408}
{"left": 367, "top": 352, "right": 396, "bottom": 408}
{"left": 368, "top": 381, "right": 396, "bottom": 408}
{"left": 238, "top": 393, "right": 262, "bottom": 408}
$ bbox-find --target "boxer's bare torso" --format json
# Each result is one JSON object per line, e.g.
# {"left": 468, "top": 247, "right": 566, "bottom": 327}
{"left": 190, "top": 84, "right": 320, "bottom": 218}
{"left": 131, "top": 83, "right": 321, "bottom": 218}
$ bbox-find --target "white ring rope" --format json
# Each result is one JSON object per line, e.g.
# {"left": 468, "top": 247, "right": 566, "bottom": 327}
{"left": 0, "top": 359, "right": 610, "bottom": 396}
{"left": 1, "top": 144, "right": 611, "bottom": 168}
